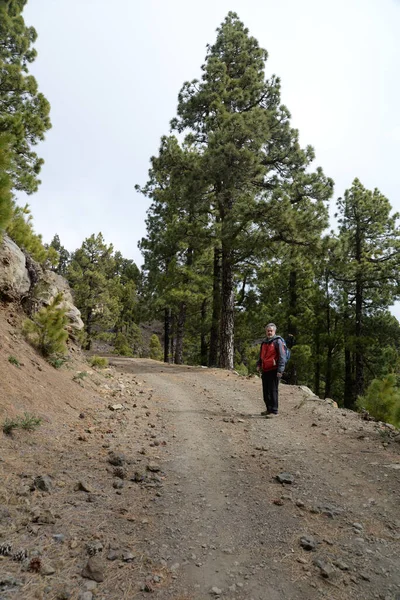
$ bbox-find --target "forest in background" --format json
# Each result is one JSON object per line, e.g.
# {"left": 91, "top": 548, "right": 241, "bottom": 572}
{"left": 0, "top": 2, "right": 399, "bottom": 423}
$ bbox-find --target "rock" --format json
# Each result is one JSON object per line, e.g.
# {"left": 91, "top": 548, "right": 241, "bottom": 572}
{"left": 75, "top": 481, "right": 93, "bottom": 494}
{"left": 210, "top": 587, "right": 223, "bottom": 595}
{"left": 40, "top": 563, "right": 55, "bottom": 576}
{"left": 83, "top": 581, "right": 97, "bottom": 591}
{"left": 106, "top": 549, "right": 120, "bottom": 561}
{"left": 86, "top": 541, "right": 103, "bottom": 556}
{"left": 30, "top": 269, "right": 84, "bottom": 332}
{"left": 276, "top": 472, "right": 294, "bottom": 484}
{"left": 313, "top": 559, "right": 335, "bottom": 578}
{"left": 122, "top": 550, "right": 135, "bottom": 562}
{"left": 132, "top": 470, "right": 146, "bottom": 482}
{"left": 0, "top": 235, "right": 30, "bottom": 301}
{"left": 78, "top": 593, "right": 93, "bottom": 600}
{"left": 31, "top": 508, "right": 56, "bottom": 524}
{"left": 52, "top": 534, "right": 65, "bottom": 544}
{"left": 333, "top": 560, "right": 349, "bottom": 571}
{"left": 147, "top": 463, "right": 161, "bottom": 472}
{"left": 34, "top": 475, "right": 52, "bottom": 493}
{"left": 299, "top": 386, "right": 316, "bottom": 397}
{"left": 108, "top": 452, "right": 125, "bottom": 466}
{"left": 324, "top": 398, "right": 339, "bottom": 408}
{"left": 81, "top": 557, "right": 105, "bottom": 582}
{"left": 108, "top": 404, "right": 124, "bottom": 411}
{"left": 113, "top": 479, "right": 124, "bottom": 489}
{"left": 300, "top": 535, "right": 317, "bottom": 551}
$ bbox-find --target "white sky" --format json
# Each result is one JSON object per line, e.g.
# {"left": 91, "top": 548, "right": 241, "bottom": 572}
{"left": 22, "top": 0, "right": 400, "bottom": 316}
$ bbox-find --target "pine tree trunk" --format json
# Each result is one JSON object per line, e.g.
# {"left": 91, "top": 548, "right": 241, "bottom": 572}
{"left": 174, "top": 302, "right": 186, "bottom": 364}
{"left": 314, "top": 330, "right": 321, "bottom": 397}
{"left": 286, "top": 268, "right": 298, "bottom": 384}
{"left": 219, "top": 244, "right": 234, "bottom": 370}
{"left": 85, "top": 307, "right": 93, "bottom": 350}
{"left": 325, "top": 346, "right": 333, "bottom": 398}
{"left": 169, "top": 314, "right": 175, "bottom": 363}
{"left": 344, "top": 347, "right": 354, "bottom": 408}
{"left": 208, "top": 246, "right": 221, "bottom": 367}
{"left": 200, "top": 298, "right": 208, "bottom": 366}
{"left": 355, "top": 280, "right": 364, "bottom": 400}
{"left": 164, "top": 308, "right": 170, "bottom": 363}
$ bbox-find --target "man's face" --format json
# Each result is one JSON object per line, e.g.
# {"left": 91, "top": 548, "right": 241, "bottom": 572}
{"left": 266, "top": 326, "right": 275, "bottom": 339}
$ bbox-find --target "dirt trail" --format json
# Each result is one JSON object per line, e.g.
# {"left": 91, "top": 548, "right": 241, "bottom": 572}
{"left": 0, "top": 346, "right": 399, "bottom": 600}
{"left": 109, "top": 358, "right": 400, "bottom": 600}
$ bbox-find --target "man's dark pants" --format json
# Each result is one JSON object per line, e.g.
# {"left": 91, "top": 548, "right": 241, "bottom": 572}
{"left": 261, "top": 369, "right": 279, "bottom": 414}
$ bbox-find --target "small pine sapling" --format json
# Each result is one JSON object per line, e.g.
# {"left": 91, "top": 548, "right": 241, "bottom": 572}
{"left": 23, "top": 293, "right": 69, "bottom": 357}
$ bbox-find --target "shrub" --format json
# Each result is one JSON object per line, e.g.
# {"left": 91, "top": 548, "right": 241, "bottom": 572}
{"left": 90, "top": 355, "right": 109, "bottom": 368}
{"left": 73, "top": 371, "right": 88, "bottom": 381}
{"left": 47, "top": 355, "right": 68, "bottom": 369}
{"left": 113, "top": 333, "right": 133, "bottom": 357}
{"left": 8, "top": 355, "right": 20, "bottom": 368}
{"left": 356, "top": 374, "right": 400, "bottom": 426}
{"left": 3, "top": 413, "right": 42, "bottom": 435}
{"left": 149, "top": 334, "right": 163, "bottom": 361}
{"left": 23, "top": 293, "right": 68, "bottom": 357}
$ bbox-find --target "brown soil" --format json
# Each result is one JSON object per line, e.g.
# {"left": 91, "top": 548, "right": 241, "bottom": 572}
{"left": 0, "top": 302, "right": 399, "bottom": 600}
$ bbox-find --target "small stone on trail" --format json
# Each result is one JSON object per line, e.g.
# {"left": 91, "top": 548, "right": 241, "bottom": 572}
{"left": 34, "top": 475, "right": 52, "bottom": 492}
{"left": 107, "top": 549, "right": 120, "bottom": 561}
{"left": 81, "top": 556, "right": 105, "bottom": 582}
{"left": 210, "top": 587, "right": 222, "bottom": 596}
{"left": 300, "top": 535, "right": 317, "bottom": 551}
{"left": 108, "top": 451, "right": 125, "bottom": 466}
{"left": 108, "top": 404, "right": 124, "bottom": 411}
{"left": 147, "top": 463, "right": 161, "bottom": 472}
{"left": 276, "top": 472, "right": 294, "bottom": 484}
{"left": 75, "top": 480, "right": 93, "bottom": 493}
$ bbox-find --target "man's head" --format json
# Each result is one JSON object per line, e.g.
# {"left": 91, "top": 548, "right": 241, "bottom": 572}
{"left": 265, "top": 323, "right": 277, "bottom": 339}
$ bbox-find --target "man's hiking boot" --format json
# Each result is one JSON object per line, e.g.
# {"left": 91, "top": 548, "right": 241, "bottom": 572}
{"left": 260, "top": 410, "right": 269, "bottom": 416}
{"left": 266, "top": 412, "right": 278, "bottom": 418}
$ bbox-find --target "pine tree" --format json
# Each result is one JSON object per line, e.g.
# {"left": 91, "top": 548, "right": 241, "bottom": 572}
{"left": 333, "top": 179, "right": 400, "bottom": 407}
{"left": 49, "top": 234, "right": 70, "bottom": 276}
{"left": 0, "top": 0, "right": 51, "bottom": 193}
{"left": 67, "top": 234, "right": 121, "bottom": 349}
{"left": 0, "top": 134, "right": 13, "bottom": 238}
{"left": 149, "top": 334, "right": 163, "bottom": 361}
{"left": 172, "top": 12, "right": 333, "bottom": 368}
{"left": 23, "top": 292, "right": 68, "bottom": 356}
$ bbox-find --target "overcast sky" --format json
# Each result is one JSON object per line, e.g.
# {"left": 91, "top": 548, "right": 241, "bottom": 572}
{"left": 22, "top": 0, "right": 400, "bottom": 314}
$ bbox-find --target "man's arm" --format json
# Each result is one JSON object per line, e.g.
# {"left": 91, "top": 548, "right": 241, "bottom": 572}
{"left": 276, "top": 339, "right": 285, "bottom": 375}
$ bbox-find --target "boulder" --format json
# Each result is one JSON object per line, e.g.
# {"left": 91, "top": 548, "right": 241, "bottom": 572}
{"left": 30, "top": 270, "right": 84, "bottom": 331}
{"left": 0, "top": 235, "right": 30, "bottom": 301}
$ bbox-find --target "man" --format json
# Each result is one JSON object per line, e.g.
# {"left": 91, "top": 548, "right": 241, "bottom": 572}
{"left": 256, "top": 323, "right": 285, "bottom": 417}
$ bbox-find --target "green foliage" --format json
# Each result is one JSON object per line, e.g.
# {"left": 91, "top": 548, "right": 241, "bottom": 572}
{"left": 72, "top": 371, "right": 88, "bottom": 381}
{"left": 356, "top": 375, "right": 400, "bottom": 426}
{"left": 113, "top": 332, "right": 133, "bottom": 357}
{"left": 8, "top": 355, "right": 20, "bottom": 367}
{"left": 7, "top": 202, "right": 56, "bottom": 264}
{"left": 89, "top": 355, "right": 109, "bottom": 368}
{"left": 23, "top": 292, "right": 68, "bottom": 356}
{"left": 289, "top": 345, "right": 312, "bottom": 386}
{"left": 0, "top": 134, "right": 13, "bottom": 238}
{"left": 48, "top": 234, "right": 70, "bottom": 275}
{"left": 67, "top": 234, "right": 121, "bottom": 349}
{"left": 3, "top": 412, "right": 42, "bottom": 435}
{"left": 0, "top": 0, "right": 51, "bottom": 193}
{"left": 149, "top": 334, "right": 163, "bottom": 361}
{"left": 47, "top": 355, "right": 68, "bottom": 369}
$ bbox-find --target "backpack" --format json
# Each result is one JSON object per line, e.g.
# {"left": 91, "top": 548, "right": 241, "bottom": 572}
{"left": 273, "top": 336, "right": 291, "bottom": 366}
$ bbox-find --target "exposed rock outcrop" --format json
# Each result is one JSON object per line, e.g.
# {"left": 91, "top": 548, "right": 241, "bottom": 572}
{"left": 0, "top": 234, "right": 84, "bottom": 332}
{"left": 0, "top": 236, "right": 31, "bottom": 301}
